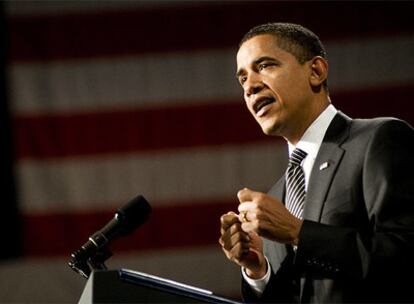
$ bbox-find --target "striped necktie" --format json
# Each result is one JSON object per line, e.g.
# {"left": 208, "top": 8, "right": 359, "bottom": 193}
{"left": 285, "top": 148, "right": 307, "bottom": 219}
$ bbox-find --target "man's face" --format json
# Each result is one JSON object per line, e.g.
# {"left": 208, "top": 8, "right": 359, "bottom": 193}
{"left": 236, "top": 34, "right": 314, "bottom": 140}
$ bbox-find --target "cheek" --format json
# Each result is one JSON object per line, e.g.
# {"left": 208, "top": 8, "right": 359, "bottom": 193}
{"left": 276, "top": 80, "right": 305, "bottom": 105}
{"left": 244, "top": 99, "right": 255, "bottom": 115}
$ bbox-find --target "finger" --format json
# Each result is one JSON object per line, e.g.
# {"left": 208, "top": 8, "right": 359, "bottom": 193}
{"left": 238, "top": 211, "right": 258, "bottom": 224}
{"left": 221, "top": 242, "right": 248, "bottom": 263}
{"left": 238, "top": 202, "right": 257, "bottom": 214}
{"left": 238, "top": 187, "right": 266, "bottom": 201}
{"left": 247, "top": 232, "right": 263, "bottom": 251}
{"left": 220, "top": 223, "right": 249, "bottom": 247}
{"left": 220, "top": 222, "right": 241, "bottom": 246}
{"left": 220, "top": 222, "right": 246, "bottom": 247}
{"left": 248, "top": 231, "right": 260, "bottom": 239}
{"left": 237, "top": 188, "right": 254, "bottom": 203}
{"left": 229, "top": 229, "right": 250, "bottom": 247}
{"left": 222, "top": 231, "right": 250, "bottom": 252}
{"left": 229, "top": 241, "right": 250, "bottom": 260}
{"left": 238, "top": 211, "right": 247, "bottom": 223}
{"left": 241, "top": 221, "right": 258, "bottom": 234}
{"left": 220, "top": 212, "right": 239, "bottom": 234}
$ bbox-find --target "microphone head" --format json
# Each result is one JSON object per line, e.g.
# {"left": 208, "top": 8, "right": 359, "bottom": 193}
{"left": 115, "top": 195, "right": 151, "bottom": 236}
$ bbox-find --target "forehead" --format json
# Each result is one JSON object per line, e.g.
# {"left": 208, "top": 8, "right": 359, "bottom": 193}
{"left": 236, "top": 34, "right": 290, "bottom": 68}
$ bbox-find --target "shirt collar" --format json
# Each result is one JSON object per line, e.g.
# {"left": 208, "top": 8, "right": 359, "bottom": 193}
{"left": 288, "top": 104, "right": 338, "bottom": 160}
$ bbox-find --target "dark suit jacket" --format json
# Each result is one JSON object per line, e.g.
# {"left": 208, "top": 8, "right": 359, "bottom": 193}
{"left": 242, "top": 112, "right": 414, "bottom": 303}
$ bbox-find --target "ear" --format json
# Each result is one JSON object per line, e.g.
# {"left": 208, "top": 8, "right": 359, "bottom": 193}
{"left": 309, "top": 56, "right": 328, "bottom": 89}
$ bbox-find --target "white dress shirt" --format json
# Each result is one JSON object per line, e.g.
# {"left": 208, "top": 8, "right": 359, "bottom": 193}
{"left": 242, "top": 104, "right": 338, "bottom": 296}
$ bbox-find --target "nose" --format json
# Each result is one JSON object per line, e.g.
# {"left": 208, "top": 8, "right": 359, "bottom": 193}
{"left": 244, "top": 73, "right": 264, "bottom": 97}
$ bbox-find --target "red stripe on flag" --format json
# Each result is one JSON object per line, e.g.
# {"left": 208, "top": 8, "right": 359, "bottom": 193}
{"left": 13, "top": 85, "right": 414, "bottom": 160}
{"left": 13, "top": 101, "right": 271, "bottom": 160}
{"left": 22, "top": 200, "right": 237, "bottom": 257}
{"left": 8, "top": 2, "right": 414, "bottom": 62}
{"left": 332, "top": 85, "right": 414, "bottom": 124}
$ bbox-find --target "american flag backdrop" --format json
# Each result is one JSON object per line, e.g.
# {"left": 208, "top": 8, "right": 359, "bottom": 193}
{"left": 1, "top": 1, "right": 414, "bottom": 302}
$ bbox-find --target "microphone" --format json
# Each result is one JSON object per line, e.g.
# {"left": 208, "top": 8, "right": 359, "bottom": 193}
{"left": 69, "top": 195, "right": 151, "bottom": 278}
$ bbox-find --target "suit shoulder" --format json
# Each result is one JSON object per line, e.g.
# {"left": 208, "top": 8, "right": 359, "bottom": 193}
{"left": 350, "top": 116, "right": 413, "bottom": 137}
{"left": 344, "top": 118, "right": 414, "bottom": 162}
{"left": 339, "top": 116, "right": 413, "bottom": 153}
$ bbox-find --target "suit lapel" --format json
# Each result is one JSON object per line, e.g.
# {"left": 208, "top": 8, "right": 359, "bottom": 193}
{"left": 265, "top": 177, "right": 291, "bottom": 273}
{"left": 268, "top": 175, "right": 286, "bottom": 201}
{"left": 303, "top": 112, "right": 351, "bottom": 222}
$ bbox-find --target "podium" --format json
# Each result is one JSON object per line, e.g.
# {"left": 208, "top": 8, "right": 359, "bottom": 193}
{"left": 78, "top": 269, "right": 242, "bottom": 303}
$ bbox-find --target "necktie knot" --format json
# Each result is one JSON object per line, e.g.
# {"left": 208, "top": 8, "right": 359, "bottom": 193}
{"left": 289, "top": 148, "right": 307, "bottom": 166}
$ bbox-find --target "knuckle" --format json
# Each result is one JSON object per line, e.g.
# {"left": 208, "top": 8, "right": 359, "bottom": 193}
{"left": 252, "top": 200, "right": 258, "bottom": 210}
{"left": 221, "top": 212, "right": 234, "bottom": 220}
{"left": 230, "top": 223, "right": 241, "bottom": 234}
{"left": 241, "top": 223, "right": 254, "bottom": 234}
{"left": 255, "top": 209, "right": 263, "bottom": 219}
{"left": 237, "top": 189, "right": 245, "bottom": 200}
{"left": 257, "top": 193, "right": 266, "bottom": 201}
{"left": 237, "top": 204, "right": 243, "bottom": 213}
{"left": 251, "top": 212, "right": 258, "bottom": 220}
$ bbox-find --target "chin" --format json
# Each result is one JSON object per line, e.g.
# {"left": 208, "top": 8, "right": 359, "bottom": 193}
{"left": 257, "top": 115, "right": 282, "bottom": 136}
{"left": 261, "top": 123, "right": 280, "bottom": 137}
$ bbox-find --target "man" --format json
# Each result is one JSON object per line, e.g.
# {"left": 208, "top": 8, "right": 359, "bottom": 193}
{"left": 219, "top": 22, "right": 414, "bottom": 303}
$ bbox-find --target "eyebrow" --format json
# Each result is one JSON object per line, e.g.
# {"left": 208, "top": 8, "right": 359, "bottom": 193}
{"left": 254, "top": 56, "right": 277, "bottom": 65}
{"left": 235, "top": 69, "right": 244, "bottom": 79}
{"left": 235, "top": 56, "right": 277, "bottom": 79}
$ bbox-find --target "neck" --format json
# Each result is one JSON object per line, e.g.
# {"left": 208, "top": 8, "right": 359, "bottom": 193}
{"left": 285, "top": 97, "right": 331, "bottom": 145}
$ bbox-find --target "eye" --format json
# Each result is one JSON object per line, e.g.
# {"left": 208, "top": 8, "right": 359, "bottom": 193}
{"left": 239, "top": 75, "right": 247, "bottom": 85}
{"left": 258, "top": 63, "right": 268, "bottom": 71}
{"left": 258, "top": 63, "right": 273, "bottom": 71}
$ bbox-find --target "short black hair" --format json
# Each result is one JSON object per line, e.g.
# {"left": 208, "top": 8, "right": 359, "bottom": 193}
{"left": 240, "top": 22, "right": 328, "bottom": 89}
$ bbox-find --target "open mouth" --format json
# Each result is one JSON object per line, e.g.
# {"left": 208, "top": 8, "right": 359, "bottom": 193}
{"left": 254, "top": 97, "right": 275, "bottom": 116}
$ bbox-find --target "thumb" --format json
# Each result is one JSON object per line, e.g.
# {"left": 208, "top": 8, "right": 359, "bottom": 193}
{"left": 248, "top": 232, "right": 263, "bottom": 253}
{"left": 237, "top": 187, "right": 255, "bottom": 203}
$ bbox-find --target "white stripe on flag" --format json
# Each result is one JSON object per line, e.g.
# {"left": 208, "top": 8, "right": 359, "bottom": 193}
{"left": 10, "top": 35, "right": 414, "bottom": 115}
{"left": 17, "top": 143, "right": 288, "bottom": 213}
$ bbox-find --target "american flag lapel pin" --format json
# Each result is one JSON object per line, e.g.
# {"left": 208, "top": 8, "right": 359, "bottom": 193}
{"left": 319, "top": 161, "right": 329, "bottom": 171}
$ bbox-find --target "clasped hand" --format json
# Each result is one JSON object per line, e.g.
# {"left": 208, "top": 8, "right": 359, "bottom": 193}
{"left": 219, "top": 188, "right": 303, "bottom": 278}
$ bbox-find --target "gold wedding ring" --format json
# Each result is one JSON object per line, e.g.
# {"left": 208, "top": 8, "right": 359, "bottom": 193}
{"left": 241, "top": 211, "right": 248, "bottom": 223}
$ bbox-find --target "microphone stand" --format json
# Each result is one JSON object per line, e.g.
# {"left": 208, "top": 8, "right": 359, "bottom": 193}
{"left": 67, "top": 195, "right": 151, "bottom": 279}
{"left": 68, "top": 246, "right": 113, "bottom": 279}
